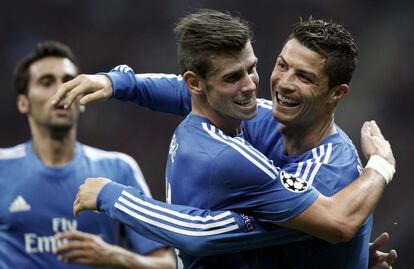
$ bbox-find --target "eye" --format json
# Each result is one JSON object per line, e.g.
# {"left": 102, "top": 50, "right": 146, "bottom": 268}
{"left": 248, "top": 64, "right": 257, "bottom": 74}
{"left": 276, "top": 60, "right": 287, "bottom": 71}
{"left": 223, "top": 73, "right": 242, "bottom": 83}
{"left": 297, "top": 73, "right": 314, "bottom": 84}
{"left": 39, "top": 76, "right": 55, "bottom": 87}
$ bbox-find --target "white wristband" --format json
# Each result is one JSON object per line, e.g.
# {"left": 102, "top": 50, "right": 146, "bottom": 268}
{"left": 365, "top": 155, "right": 395, "bottom": 185}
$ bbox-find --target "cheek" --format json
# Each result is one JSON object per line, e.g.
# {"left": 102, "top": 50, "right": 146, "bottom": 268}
{"left": 270, "top": 71, "right": 280, "bottom": 89}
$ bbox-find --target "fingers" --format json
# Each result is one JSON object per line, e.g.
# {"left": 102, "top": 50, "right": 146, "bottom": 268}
{"left": 52, "top": 77, "right": 81, "bottom": 106}
{"left": 55, "top": 230, "right": 94, "bottom": 242}
{"left": 73, "top": 190, "right": 80, "bottom": 217}
{"left": 384, "top": 249, "right": 397, "bottom": 266}
{"left": 372, "top": 232, "right": 390, "bottom": 249}
{"left": 58, "top": 249, "right": 92, "bottom": 264}
{"left": 61, "top": 82, "right": 92, "bottom": 109}
{"left": 361, "top": 121, "right": 372, "bottom": 138}
{"left": 55, "top": 240, "right": 87, "bottom": 254}
{"left": 370, "top": 120, "right": 385, "bottom": 140}
{"left": 79, "top": 90, "right": 104, "bottom": 105}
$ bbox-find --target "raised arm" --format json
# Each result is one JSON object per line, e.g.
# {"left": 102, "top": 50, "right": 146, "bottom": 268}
{"left": 280, "top": 121, "right": 395, "bottom": 243}
{"left": 52, "top": 65, "right": 191, "bottom": 115}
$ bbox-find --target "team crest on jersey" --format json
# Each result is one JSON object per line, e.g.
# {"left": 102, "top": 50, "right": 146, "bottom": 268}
{"left": 280, "top": 171, "right": 309, "bottom": 193}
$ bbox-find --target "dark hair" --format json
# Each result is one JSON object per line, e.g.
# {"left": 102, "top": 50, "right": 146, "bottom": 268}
{"left": 289, "top": 17, "right": 358, "bottom": 89}
{"left": 14, "top": 41, "right": 79, "bottom": 95}
{"left": 174, "top": 9, "right": 253, "bottom": 78}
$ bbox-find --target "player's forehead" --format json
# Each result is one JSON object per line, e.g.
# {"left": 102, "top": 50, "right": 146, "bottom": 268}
{"left": 208, "top": 41, "right": 257, "bottom": 77}
{"left": 29, "top": 56, "right": 77, "bottom": 81}
{"left": 279, "top": 38, "right": 326, "bottom": 75}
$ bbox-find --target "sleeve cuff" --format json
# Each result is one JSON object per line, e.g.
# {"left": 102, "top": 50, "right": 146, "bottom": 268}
{"left": 97, "top": 181, "right": 128, "bottom": 212}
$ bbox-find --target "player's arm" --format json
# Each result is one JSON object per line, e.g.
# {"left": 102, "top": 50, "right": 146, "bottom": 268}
{"left": 54, "top": 231, "right": 175, "bottom": 269}
{"left": 278, "top": 121, "right": 395, "bottom": 243}
{"left": 52, "top": 65, "right": 191, "bottom": 115}
{"left": 73, "top": 178, "right": 278, "bottom": 256}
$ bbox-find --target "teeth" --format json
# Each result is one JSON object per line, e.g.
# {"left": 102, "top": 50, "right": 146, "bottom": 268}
{"left": 235, "top": 97, "right": 255, "bottom": 106}
{"left": 277, "top": 93, "right": 299, "bottom": 106}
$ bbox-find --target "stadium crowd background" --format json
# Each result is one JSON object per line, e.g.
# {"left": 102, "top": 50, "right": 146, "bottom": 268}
{"left": 1, "top": 0, "right": 412, "bottom": 267}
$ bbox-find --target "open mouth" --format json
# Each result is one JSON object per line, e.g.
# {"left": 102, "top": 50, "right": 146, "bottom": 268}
{"left": 276, "top": 92, "right": 300, "bottom": 107}
{"left": 234, "top": 97, "right": 256, "bottom": 107}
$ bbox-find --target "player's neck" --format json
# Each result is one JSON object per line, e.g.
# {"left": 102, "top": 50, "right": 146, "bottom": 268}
{"left": 30, "top": 125, "right": 77, "bottom": 166}
{"left": 280, "top": 116, "right": 336, "bottom": 156}
{"left": 192, "top": 101, "right": 243, "bottom": 136}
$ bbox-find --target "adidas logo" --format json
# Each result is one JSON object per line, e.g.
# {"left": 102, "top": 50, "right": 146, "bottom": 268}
{"left": 9, "top": 195, "right": 31, "bottom": 213}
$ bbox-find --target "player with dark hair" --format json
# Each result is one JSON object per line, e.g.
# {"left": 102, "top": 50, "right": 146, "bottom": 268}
{"left": 0, "top": 41, "right": 175, "bottom": 269}
{"left": 54, "top": 11, "right": 396, "bottom": 269}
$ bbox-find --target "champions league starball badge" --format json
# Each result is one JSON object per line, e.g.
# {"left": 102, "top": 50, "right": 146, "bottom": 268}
{"left": 280, "top": 171, "right": 309, "bottom": 193}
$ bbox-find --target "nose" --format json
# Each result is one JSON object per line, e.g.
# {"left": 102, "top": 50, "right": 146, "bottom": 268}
{"left": 277, "top": 71, "right": 295, "bottom": 93}
{"left": 241, "top": 73, "right": 258, "bottom": 93}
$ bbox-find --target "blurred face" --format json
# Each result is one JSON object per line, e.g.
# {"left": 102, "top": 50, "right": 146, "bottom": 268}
{"left": 201, "top": 41, "right": 259, "bottom": 124}
{"left": 270, "top": 38, "right": 332, "bottom": 127}
{"left": 21, "top": 56, "right": 80, "bottom": 132}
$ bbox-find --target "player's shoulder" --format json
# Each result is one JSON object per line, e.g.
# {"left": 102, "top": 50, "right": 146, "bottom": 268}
{"left": 81, "top": 144, "right": 138, "bottom": 168}
{"left": 199, "top": 122, "right": 278, "bottom": 179}
{"left": 255, "top": 98, "right": 274, "bottom": 118}
{"left": 326, "top": 126, "right": 360, "bottom": 163}
{"left": 0, "top": 143, "right": 27, "bottom": 161}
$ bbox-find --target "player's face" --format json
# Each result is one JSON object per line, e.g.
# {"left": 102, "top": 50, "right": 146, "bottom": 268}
{"left": 201, "top": 41, "right": 259, "bottom": 125}
{"left": 270, "top": 38, "right": 332, "bottom": 126}
{"left": 23, "top": 57, "right": 80, "bottom": 131}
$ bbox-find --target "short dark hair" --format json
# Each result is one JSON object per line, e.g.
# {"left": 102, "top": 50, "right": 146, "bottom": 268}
{"left": 289, "top": 17, "right": 358, "bottom": 89}
{"left": 14, "top": 41, "right": 79, "bottom": 95}
{"left": 174, "top": 9, "right": 253, "bottom": 78}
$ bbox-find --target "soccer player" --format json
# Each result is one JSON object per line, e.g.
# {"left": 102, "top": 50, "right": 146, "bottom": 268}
{"left": 0, "top": 41, "right": 175, "bottom": 269}
{"left": 54, "top": 11, "right": 396, "bottom": 269}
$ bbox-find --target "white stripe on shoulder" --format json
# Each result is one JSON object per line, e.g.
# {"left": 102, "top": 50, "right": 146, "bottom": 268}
{"left": 292, "top": 143, "right": 333, "bottom": 186}
{"left": 256, "top": 98, "right": 272, "bottom": 110}
{"left": 135, "top": 73, "right": 183, "bottom": 80}
{"left": 307, "top": 143, "right": 333, "bottom": 185}
{"left": 0, "top": 144, "right": 26, "bottom": 160}
{"left": 202, "top": 123, "right": 277, "bottom": 179}
{"left": 83, "top": 146, "right": 151, "bottom": 197}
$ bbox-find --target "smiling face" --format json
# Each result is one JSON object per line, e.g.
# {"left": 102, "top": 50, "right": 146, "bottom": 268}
{"left": 17, "top": 56, "right": 80, "bottom": 133}
{"left": 270, "top": 38, "right": 335, "bottom": 127}
{"left": 197, "top": 41, "right": 259, "bottom": 129}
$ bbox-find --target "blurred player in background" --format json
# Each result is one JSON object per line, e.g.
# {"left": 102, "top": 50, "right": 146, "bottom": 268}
{"left": 0, "top": 41, "right": 175, "bottom": 269}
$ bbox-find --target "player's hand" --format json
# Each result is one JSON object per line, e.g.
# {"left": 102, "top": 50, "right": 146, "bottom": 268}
{"left": 54, "top": 230, "right": 120, "bottom": 267}
{"left": 73, "top": 177, "right": 111, "bottom": 217}
{"left": 360, "top": 121, "right": 395, "bottom": 166}
{"left": 368, "top": 232, "right": 397, "bottom": 269}
{"left": 51, "top": 74, "right": 112, "bottom": 109}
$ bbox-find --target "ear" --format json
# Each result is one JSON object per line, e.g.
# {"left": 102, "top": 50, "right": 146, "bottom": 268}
{"left": 17, "top": 94, "right": 29, "bottom": 114}
{"left": 329, "top": 84, "right": 349, "bottom": 104}
{"left": 182, "top": 71, "right": 203, "bottom": 96}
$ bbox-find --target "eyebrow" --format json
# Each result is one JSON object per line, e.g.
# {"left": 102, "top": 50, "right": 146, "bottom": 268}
{"left": 36, "top": 73, "right": 76, "bottom": 82}
{"left": 221, "top": 57, "right": 258, "bottom": 79}
{"left": 279, "top": 55, "right": 318, "bottom": 81}
{"left": 36, "top": 74, "right": 55, "bottom": 82}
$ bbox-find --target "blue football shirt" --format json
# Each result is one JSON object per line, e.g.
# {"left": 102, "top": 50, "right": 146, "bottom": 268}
{"left": 0, "top": 141, "right": 166, "bottom": 269}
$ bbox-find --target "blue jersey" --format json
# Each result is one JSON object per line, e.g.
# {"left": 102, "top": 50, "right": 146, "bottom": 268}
{"left": 0, "top": 141, "right": 166, "bottom": 269}
{"left": 97, "top": 114, "right": 319, "bottom": 268}
{"left": 101, "top": 65, "right": 372, "bottom": 268}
